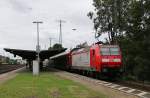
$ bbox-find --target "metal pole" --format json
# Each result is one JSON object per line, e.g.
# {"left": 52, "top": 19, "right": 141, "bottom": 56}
{"left": 37, "top": 23, "right": 40, "bottom": 65}
{"left": 37, "top": 23, "right": 39, "bottom": 49}
{"left": 49, "top": 38, "right": 52, "bottom": 48}
{"left": 56, "top": 19, "right": 66, "bottom": 46}
{"left": 59, "top": 20, "right": 62, "bottom": 45}
{"left": 33, "top": 21, "right": 43, "bottom": 75}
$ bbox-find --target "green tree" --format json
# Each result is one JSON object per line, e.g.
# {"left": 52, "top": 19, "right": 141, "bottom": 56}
{"left": 48, "top": 43, "right": 63, "bottom": 50}
{"left": 88, "top": 0, "right": 130, "bottom": 43}
{"left": 89, "top": 0, "right": 150, "bottom": 81}
{"left": 125, "top": 0, "right": 150, "bottom": 81}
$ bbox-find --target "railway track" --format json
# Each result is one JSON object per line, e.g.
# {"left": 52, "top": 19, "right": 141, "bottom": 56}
{"left": 113, "top": 80, "right": 150, "bottom": 93}
{"left": 50, "top": 68, "right": 150, "bottom": 98}
{"left": 0, "top": 64, "right": 25, "bottom": 74}
{"left": 54, "top": 68, "right": 150, "bottom": 92}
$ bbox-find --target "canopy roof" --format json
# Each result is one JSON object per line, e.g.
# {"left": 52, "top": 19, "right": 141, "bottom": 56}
{"left": 4, "top": 48, "right": 67, "bottom": 60}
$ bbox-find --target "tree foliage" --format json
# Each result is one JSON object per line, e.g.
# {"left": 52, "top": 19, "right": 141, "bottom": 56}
{"left": 88, "top": 0, "right": 130, "bottom": 43}
{"left": 89, "top": 0, "right": 150, "bottom": 81}
{"left": 76, "top": 42, "right": 89, "bottom": 48}
{"left": 48, "top": 43, "right": 63, "bottom": 50}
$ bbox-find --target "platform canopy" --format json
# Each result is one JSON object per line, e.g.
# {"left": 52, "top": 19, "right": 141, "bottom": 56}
{"left": 4, "top": 48, "right": 67, "bottom": 60}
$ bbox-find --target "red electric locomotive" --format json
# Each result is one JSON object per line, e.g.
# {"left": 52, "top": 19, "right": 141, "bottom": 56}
{"left": 70, "top": 44, "right": 122, "bottom": 74}
{"left": 50, "top": 43, "right": 122, "bottom": 77}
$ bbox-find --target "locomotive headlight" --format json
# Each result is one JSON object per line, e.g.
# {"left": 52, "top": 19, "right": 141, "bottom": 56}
{"left": 113, "top": 59, "right": 121, "bottom": 62}
{"left": 102, "top": 59, "right": 109, "bottom": 62}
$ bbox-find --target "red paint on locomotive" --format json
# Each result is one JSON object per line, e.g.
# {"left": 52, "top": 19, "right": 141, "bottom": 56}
{"left": 51, "top": 43, "right": 122, "bottom": 74}
{"left": 69, "top": 43, "right": 122, "bottom": 73}
{"left": 90, "top": 44, "right": 122, "bottom": 72}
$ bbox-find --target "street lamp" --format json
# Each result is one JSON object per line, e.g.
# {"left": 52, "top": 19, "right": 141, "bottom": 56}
{"left": 33, "top": 21, "right": 43, "bottom": 75}
{"left": 72, "top": 28, "right": 76, "bottom": 31}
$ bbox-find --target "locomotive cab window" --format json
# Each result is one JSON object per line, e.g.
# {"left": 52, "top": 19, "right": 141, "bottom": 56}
{"left": 100, "top": 47, "right": 110, "bottom": 55}
{"left": 100, "top": 47, "right": 120, "bottom": 55}
{"left": 110, "top": 47, "right": 119, "bottom": 55}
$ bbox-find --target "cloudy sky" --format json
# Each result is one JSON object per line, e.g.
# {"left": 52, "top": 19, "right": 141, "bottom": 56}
{"left": 0, "top": 0, "right": 106, "bottom": 57}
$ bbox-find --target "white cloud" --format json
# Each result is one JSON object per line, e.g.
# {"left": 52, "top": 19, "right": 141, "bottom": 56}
{"left": 8, "top": 0, "right": 32, "bottom": 13}
{"left": 0, "top": 0, "right": 106, "bottom": 57}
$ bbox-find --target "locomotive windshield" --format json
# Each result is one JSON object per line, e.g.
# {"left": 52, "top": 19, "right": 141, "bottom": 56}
{"left": 101, "top": 47, "right": 110, "bottom": 55}
{"left": 110, "top": 47, "right": 119, "bottom": 55}
{"left": 101, "top": 47, "right": 119, "bottom": 55}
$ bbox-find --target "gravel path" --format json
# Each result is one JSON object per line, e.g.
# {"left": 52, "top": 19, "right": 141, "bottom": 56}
{"left": 50, "top": 69, "right": 139, "bottom": 98}
{"left": 0, "top": 67, "right": 25, "bottom": 84}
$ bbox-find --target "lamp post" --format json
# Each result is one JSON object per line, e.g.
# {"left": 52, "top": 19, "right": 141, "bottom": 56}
{"left": 72, "top": 28, "right": 76, "bottom": 31}
{"left": 33, "top": 21, "right": 43, "bottom": 75}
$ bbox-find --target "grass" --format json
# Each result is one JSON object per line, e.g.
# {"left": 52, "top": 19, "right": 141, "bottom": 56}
{"left": 0, "top": 71, "right": 107, "bottom": 98}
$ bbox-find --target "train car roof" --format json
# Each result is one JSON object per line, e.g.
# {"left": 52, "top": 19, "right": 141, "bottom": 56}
{"left": 71, "top": 46, "right": 90, "bottom": 52}
{"left": 50, "top": 50, "right": 70, "bottom": 59}
{"left": 100, "top": 45, "right": 119, "bottom": 47}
